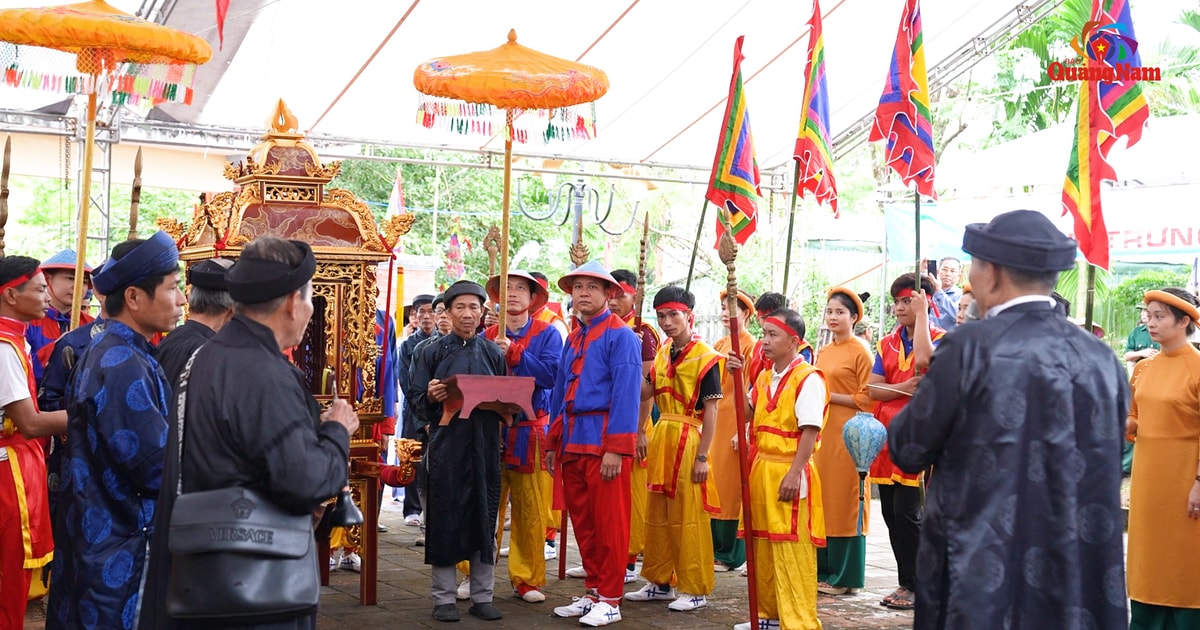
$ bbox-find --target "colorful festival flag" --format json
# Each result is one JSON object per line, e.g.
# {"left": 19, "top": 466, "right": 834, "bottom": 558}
{"left": 1062, "top": 0, "right": 1151, "bottom": 270}
{"left": 707, "top": 36, "right": 762, "bottom": 246}
{"left": 793, "top": 0, "right": 839, "bottom": 217}
{"left": 386, "top": 165, "right": 406, "bottom": 217}
{"left": 869, "top": 0, "right": 936, "bottom": 199}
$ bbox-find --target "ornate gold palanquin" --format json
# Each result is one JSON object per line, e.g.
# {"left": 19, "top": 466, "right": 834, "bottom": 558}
{"left": 160, "top": 101, "right": 414, "bottom": 606}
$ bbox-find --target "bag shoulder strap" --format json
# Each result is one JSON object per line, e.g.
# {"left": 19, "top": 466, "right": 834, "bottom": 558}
{"left": 174, "top": 346, "right": 204, "bottom": 497}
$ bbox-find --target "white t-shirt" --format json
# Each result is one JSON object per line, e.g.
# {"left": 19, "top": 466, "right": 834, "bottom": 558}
{"left": 0, "top": 342, "right": 32, "bottom": 413}
{"left": 765, "top": 364, "right": 827, "bottom": 498}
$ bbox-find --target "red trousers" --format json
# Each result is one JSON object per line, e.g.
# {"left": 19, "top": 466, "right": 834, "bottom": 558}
{"left": 562, "top": 455, "right": 631, "bottom": 602}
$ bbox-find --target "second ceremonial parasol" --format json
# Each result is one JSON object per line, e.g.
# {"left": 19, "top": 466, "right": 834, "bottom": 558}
{"left": 0, "top": 0, "right": 211, "bottom": 326}
{"left": 412, "top": 29, "right": 607, "bottom": 312}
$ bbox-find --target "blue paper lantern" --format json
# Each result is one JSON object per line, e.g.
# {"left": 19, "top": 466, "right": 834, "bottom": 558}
{"left": 843, "top": 411, "right": 887, "bottom": 474}
{"left": 842, "top": 411, "right": 887, "bottom": 535}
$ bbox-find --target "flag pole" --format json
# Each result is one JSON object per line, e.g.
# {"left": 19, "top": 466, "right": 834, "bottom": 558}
{"left": 716, "top": 206, "right": 760, "bottom": 626}
{"left": 913, "top": 183, "right": 922, "bottom": 284}
{"left": 782, "top": 161, "right": 801, "bottom": 295}
{"left": 1083, "top": 263, "right": 1096, "bottom": 333}
{"left": 685, "top": 199, "right": 710, "bottom": 292}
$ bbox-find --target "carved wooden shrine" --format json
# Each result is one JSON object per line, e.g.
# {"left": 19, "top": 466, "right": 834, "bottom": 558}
{"left": 160, "top": 101, "right": 414, "bottom": 606}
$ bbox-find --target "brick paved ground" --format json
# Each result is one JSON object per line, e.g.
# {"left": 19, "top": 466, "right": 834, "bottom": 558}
{"left": 25, "top": 497, "right": 913, "bottom": 629}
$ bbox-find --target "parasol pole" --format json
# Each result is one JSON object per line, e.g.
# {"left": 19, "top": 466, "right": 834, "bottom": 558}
{"left": 1, "top": 135, "right": 10, "bottom": 257}
{"left": 69, "top": 90, "right": 97, "bottom": 330}
{"left": 1083, "top": 263, "right": 1096, "bottom": 334}
{"left": 128, "top": 147, "right": 142, "bottom": 240}
{"left": 782, "top": 161, "right": 801, "bottom": 295}
{"left": 717, "top": 207, "right": 759, "bottom": 624}
{"left": 498, "top": 110, "right": 514, "bottom": 327}
{"left": 684, "top": 199, "right": 709, "bottom": 292}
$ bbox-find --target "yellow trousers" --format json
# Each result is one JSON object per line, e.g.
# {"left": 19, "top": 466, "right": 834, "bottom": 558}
{"left": 500, "top": 466, "right": 552, "bottom": 590}
{"left": 628, "top": 461, "right": 649, "bottom": 559}
{"left": 330, "top": 526, "right": 352, "bottom": 550}
{"left": 751, "top": 490, "right": 822, "bottom": 630}
{"left": 641, "top": 485, "right": 715, "bottom": 595}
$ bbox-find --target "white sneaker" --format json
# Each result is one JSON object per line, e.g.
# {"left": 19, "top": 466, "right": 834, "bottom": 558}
{"left": 733, "top": 620, "right": 780, "bottom": 630}
{"left": 580, "top": 601, "right": 622, "bottom": 627}
{"left": 623, "top": 569, "right": 638, "bottom": 584}
{"left": 499, "top": 546, "right": 510, "bottom": 558}
{"left": 668, "top": 593, "right": 707, "bottom": 611}
{"left": 623, "top": 582, "right": 675, "bottom": 602}
{"left": 553, "top": 595, "right": 596, "bottom": 618}
{"left": 565, "top": 565, "right": 588, "bottom": 579}
{"left": 544, "top": 543, "right": 557, "bottom": 560}
{"left": 339, "top": 552, "right": 362, "bottom": 573}
{"left": 456, "top": 578, "right": 471, "bottom": 600}
{"left": 404, "top": 514, "right": 421, "bottom": 526}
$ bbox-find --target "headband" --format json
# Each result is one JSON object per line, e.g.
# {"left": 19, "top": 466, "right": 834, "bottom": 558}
{"left": 186, "top": 259, "right": 229, "bottom": 291}
{"left": 618, "top": 282, "right": 637, "bottom": 295}
{"left": 226, "top": 240, "right": 317, "bottom": 304}
{"left": 721, "top": 289, "right": 756, "bottom": 314}
{"left": 895, "top": 288, "right": 940, "bottom": 319}
{"left": 0, "top": 271, "right": 37, "bottom": 294}
{"left": 764, "top": 316, "right": 802, "bottom": 341}
{"left": 827, "top": 287, "right": 865, "bottom": 324}
{"left": 654, "top": 301, "right": 691, "bottom": 314}
{"left": 1144, "top": 290, "right": 1200, "bottom": 323}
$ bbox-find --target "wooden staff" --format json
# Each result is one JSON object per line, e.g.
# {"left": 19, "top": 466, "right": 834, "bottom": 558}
{"left": 634, "top": 213, "right": 650, "bottom": 329}
{"left": 128, "top": 147, "right": 143, "bottom": 240}
{"left": 717, "top": 210, "right": 760, "bottom": 623}
{"left": 0, "top": 135, "right": 10, "bottom": 258}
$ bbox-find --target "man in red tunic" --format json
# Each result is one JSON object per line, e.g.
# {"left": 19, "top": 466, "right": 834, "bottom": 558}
{"left": 0, "top": 256, "right": 69, "bottom": 626}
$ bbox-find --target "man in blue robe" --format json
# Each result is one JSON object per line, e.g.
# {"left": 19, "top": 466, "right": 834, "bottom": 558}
{"left": 48, "top": 231, "right": 185, "bottom": 630}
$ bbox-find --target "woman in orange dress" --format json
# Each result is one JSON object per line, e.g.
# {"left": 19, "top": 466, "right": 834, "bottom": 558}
{"left": 1127, "top": 287, "right": 1200, "bottom": 629}
{"left": 710, "top": 289, "right": 756, "bottom": 572}
{"left": 813, "top": 287, "right": 875, "bottom": 595}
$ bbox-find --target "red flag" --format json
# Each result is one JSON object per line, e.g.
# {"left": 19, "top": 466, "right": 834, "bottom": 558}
{"left": 869, "top": 0, "right": 936, "bottom": 199}
{"left": 793, "top": 0, "right": 839, "bottom": 216}
{"left": 215, "top": 0, "right": 230, "bottom": 51}
{"left": 707, "top": 36, "right": 761, "bottom": 246}
{"left": 1061, "top": 0, "right": 1151, "bottom": 270}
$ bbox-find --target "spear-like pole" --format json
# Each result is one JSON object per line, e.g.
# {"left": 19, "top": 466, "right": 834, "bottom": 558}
{"left": 128, "top": 147, "right": 143, "bottom": 240}
{"left": 781, "top": 161, "right": 801, "bottom": 295}
{"left": 716, "top": 208, "right": 759, "bottom": 623}
{"left": 635, "top": 213, "right": 650, "bottom": 329}
{"left": 685, "top": 199, "right": 710, "bottom": 292}
{"left": 0, "top": 135, "right": 10, "bottom": 258}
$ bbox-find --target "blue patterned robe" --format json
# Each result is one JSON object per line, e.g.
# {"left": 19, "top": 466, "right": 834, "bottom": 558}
{"left": 48, "top": 320, "right": 171, "bottom": 630}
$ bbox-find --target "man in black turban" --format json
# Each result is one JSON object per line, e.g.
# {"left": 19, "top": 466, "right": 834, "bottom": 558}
{"left": 889, "top": 210, "right": 1130, "bottom": 629}
{"left": 140, "top": 236, "right": 359, "bottom": 629}
{"left": 409, "top": 280, "right": 506, "bottom": 623}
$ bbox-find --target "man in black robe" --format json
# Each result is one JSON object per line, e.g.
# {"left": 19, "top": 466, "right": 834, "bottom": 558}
{"left": 156, "top": 258, "right": 233, "bottom": 386}
{"left": 409, "top": 280, "right": 505, "bottom": 623}
{"left": 888, "top": 210, "right": 1130, "bottom": 629}
{"left": 139, "top": 236, "right": 359, "bottom": 629}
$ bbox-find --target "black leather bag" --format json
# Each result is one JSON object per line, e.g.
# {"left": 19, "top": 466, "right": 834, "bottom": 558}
{"left": 166, "top": 350, "right": 320, "bottom": 623}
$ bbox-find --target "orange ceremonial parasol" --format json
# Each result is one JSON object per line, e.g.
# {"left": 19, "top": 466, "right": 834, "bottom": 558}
{"left": 0, "top": 0, "right": 212, "bottom": 327}
{"left": 413, "top": 29, "right": 608, "bottom": 312}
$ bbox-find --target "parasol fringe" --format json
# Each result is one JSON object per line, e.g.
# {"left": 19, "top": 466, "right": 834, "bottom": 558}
{"left": 1, "top": 45, "right": 198, "bottom": 106}
{"left": 415, "top": 97, "right": 598, "bottom": 144}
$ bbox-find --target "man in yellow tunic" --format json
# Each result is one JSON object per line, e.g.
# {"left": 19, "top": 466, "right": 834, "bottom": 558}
{"left": 711, "top": 288, "right": 756, "bottom": 572}
{"left": 625, "top": 285, "right": 722, "bottom": 612}
{"left": 729, "top": 307, "right": 828, "bottom": 630}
